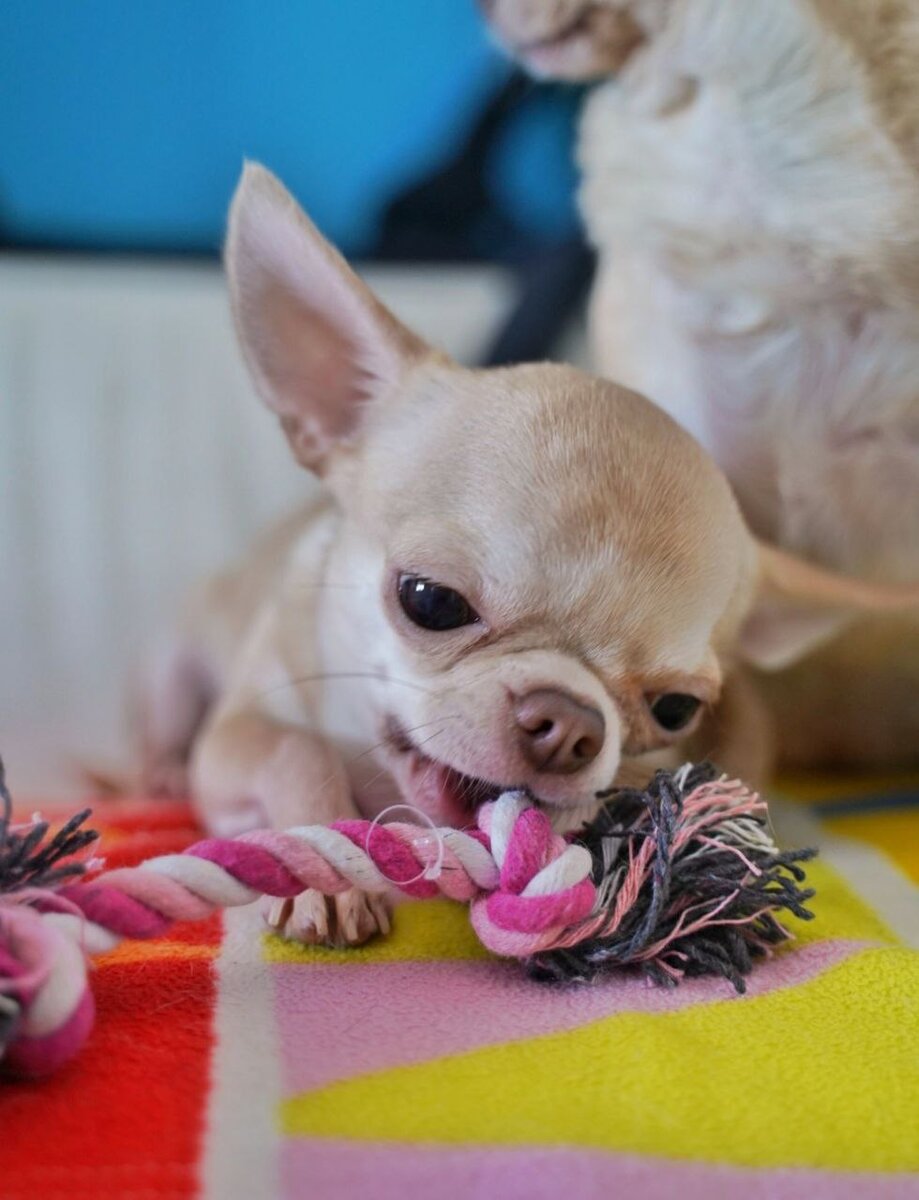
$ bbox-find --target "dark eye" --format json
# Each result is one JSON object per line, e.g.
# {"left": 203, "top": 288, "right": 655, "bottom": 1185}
{"left": 397, "top": 575, "right": 479, "bottom": 632}
{"left": 649, "top": 693, "right": 702, "bottom": 732}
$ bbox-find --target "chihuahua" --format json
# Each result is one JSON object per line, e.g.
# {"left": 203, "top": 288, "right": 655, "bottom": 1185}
{"left": 137, "top": 165, "right": 919, "bottom": 946}
{"left": 482, "top": 0, "right": 919, "bottom": 767}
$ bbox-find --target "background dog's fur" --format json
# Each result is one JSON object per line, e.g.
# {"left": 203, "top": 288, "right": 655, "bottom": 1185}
{"left": 484, "top": 0, "right": 919, "bottom": 766}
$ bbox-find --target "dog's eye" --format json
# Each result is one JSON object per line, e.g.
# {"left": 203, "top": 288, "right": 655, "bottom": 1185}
{"left": 397, "top": 575, "right": 479, "bottom": 632}
{"left": 649, "top": 693, "right": 702, "bottom": 732}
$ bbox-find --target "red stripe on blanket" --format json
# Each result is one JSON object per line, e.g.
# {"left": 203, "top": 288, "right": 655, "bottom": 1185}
{"left": 2, "top": 955, "right": 216, "bottom": 1199}
{"left": 1, "top": 801, "right": 217, "bottom": 1200}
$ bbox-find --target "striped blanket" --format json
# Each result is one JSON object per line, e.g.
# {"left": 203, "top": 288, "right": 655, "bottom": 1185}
{"left": 3, "top": 780, "right": 917, "bottom": 1200}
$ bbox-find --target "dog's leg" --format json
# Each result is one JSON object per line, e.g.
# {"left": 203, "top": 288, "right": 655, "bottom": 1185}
{"left": 133, "top": 636, "right": 217, "bottom": 797}
{"left": 191, "top": 709, "right": 390, "bottom": 947}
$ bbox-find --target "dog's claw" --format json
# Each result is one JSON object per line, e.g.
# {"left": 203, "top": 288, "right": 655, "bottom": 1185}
{"left": 264, "top": 888, "right": 389, "bottom": 948}
{"left": 265, "top": 896, "right": 292, "bottom": 931}
{"left": 329, "top": 889, "right": 390, "bottom": 948}
{"left": 368, "top": 893, "right": 392, "bottom": 938}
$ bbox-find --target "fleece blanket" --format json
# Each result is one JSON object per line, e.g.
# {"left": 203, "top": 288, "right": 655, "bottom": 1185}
{"left": 3, "top": 779, "right": 917, "bottom": 1200}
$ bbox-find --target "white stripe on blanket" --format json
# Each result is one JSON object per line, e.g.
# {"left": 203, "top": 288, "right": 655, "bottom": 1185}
{"left": 771, "top": 796, "right": 918, "bottom": 948}
{"left": 203, "top": 903, "right": 282, "bottom": 1200}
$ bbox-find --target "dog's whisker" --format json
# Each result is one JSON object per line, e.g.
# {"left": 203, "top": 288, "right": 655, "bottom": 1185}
{"left": 304, "top": 717, "right": 460, "bottom": 804}
{"left": 346, "top": 716, "right": 460, "bottom": 769}
{"left": 251, "top": 670, "right": 437, "bottom": 706}
{"left": 288, "top": 581, "right": 365, "bottom": 592}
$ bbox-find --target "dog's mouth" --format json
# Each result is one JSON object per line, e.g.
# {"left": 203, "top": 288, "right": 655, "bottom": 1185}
{"left": 383, "top": 716, "right": 506, "bottom": 829}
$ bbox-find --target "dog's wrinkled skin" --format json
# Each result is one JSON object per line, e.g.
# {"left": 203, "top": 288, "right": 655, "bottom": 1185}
{"left": 483, "top": 0, "right": 919, "bottom": 766}
{"left": 137, "top": 166, "right": 919, "bottom": 946}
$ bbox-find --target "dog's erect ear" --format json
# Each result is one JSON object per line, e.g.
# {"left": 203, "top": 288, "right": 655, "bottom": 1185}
{"left": 739, "top": 543, "right": 919, "bottom": 670}
{"left": 226, "top": 163, "right": 428, "bottom": 473}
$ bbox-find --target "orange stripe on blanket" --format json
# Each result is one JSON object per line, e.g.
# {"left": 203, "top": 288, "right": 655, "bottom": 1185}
{"left": 96, "top": 938, "right": 220, "bottom": 965}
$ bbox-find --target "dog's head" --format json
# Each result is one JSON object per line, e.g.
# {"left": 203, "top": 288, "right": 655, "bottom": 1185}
{"left": 478, "top": 0, "right": 673, "bottom": 80}
{"left": 226, "top": 166, "right": 919, "bottom": 827}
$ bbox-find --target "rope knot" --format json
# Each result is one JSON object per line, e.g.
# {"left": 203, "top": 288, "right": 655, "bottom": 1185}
{"left": 470, "top": 793, "right": 596, "bottom": 957}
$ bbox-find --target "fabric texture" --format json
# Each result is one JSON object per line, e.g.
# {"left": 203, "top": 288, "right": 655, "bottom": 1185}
{"left": 2, "top": 782, "right": 917, "bottom": 1200}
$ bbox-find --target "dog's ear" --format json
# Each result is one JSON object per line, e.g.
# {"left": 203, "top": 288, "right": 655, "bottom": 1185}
{"left": 738, "top": 543, "right": 919, "bottom": 670}
{"left": 225, "top": 163, "right": 428, "bottom": 473}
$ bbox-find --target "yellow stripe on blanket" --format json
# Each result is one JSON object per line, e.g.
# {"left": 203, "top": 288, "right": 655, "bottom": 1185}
{"left": 263, "top": 858, "right": 897, "bottom": 967}
{"left": 282, "top": 947, "right": 919, "bottom": 1171}
{"left": 823, "top": 811, "right": 919, "bottom": 884}
{"left": 776, "top": 773, "right": 919, "bottom": 804}
{"left": 780, "top": 859, "right": 898, "bottom": 945}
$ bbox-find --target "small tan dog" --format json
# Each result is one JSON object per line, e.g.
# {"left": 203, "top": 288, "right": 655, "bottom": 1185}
{"left": 137, "top": 164, "right": 919, "bottom": 945}
{"left": 482, "top": 0, "right": 919, "bottom": 767}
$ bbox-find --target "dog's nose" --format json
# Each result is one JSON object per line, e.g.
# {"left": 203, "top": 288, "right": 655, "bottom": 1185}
{"left": 513, "top": 689, "right": 605, "bottom": 775}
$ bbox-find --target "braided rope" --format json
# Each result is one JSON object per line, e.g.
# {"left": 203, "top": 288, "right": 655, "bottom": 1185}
{"left": 43, "top": 793, "right": 592, "bottom": 958}
{"left": 2, "top": 771, "right": 815, "bottom": 1079}
{"left": 1, "top": 793, "right": 592, "bottom": 1076}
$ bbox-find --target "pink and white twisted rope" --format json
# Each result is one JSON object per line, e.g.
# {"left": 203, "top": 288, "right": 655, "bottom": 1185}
{"left": 3, "top": 793, "right": 594, "bottom": 1076}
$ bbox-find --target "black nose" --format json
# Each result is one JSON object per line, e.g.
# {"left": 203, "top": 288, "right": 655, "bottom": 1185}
{"left": 514, "top": 689, "right": 605, "bottom": 775}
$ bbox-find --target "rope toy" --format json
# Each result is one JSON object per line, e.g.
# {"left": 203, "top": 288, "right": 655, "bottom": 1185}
{"left": 0, "top": 759, "right": 815, "bottom": 1079}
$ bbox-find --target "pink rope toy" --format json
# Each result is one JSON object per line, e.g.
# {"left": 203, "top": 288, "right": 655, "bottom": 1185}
{"left": 0, "top": 761, "right": 815, "bottom": 1079}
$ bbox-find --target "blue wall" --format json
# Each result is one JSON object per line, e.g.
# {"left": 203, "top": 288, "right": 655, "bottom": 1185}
{"left": 0, "top": 1, "right": 580, "bottom": 256}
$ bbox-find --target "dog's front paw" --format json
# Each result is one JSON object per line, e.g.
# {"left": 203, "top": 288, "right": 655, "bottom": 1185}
{"left": 333, "top": 889, "right": 392, "bottom": 947}
{"left": 265, "top": 888, "right": 391, "bottom": 948}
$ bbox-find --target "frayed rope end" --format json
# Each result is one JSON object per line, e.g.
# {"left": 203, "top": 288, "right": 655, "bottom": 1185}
{"left": 526, "top": 763, "right": 817, "bottom": 993}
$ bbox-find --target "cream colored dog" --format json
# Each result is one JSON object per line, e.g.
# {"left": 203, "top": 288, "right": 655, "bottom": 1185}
{"left": 483, "top": 0, "right": 919, "bottom": 767}
{"left": 137, "top": 165, "right": 919, "bottom": 945}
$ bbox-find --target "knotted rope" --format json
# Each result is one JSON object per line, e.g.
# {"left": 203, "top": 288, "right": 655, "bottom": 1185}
{"left": 49, "top": 791, "right": 593, "bottom": 958}
{"left": 1, "top": 764, "right": 815, "bottom": 1078}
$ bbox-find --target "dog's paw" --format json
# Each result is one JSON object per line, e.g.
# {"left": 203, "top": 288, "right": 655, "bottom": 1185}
{"left": 265, "top": 888, "right": 390, "bottom": 948}
{"left": 333, "top": 888, "right": 391, "bottom": 947}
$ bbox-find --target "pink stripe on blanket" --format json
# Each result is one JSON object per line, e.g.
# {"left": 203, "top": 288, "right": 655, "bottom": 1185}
{"left": 273, "top": 939, "right": 868, "bottom": 1094}
{"left": 281, "top": 1139, "right": 917, "bottom": 1200}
